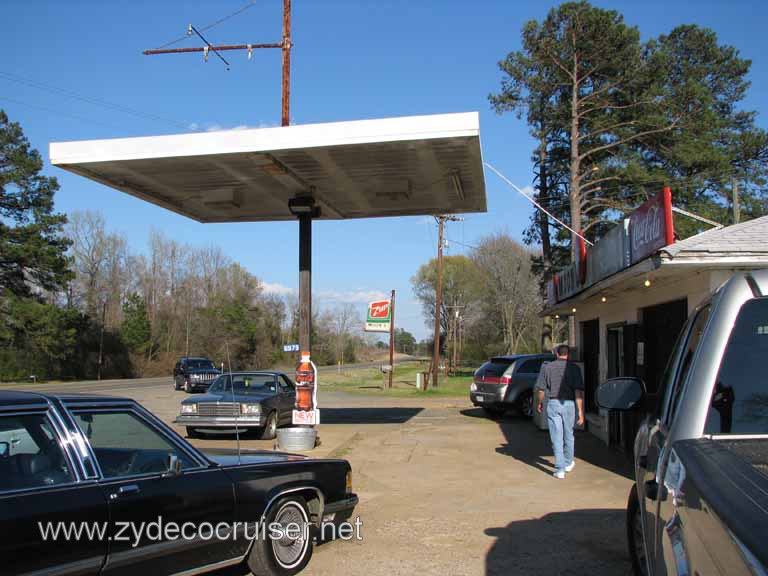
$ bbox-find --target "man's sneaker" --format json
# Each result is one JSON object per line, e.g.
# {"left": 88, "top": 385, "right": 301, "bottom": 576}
{"left": 553, "top": 470, "right": 565, "bottom": 479}
{"left": 565, "top": 461, "right": 576, "bottom": 473}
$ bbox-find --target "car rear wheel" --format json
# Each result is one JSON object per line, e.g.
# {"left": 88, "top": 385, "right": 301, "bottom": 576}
{"left": 516, "top": 390, "right": 534, "bottom": 419}
{"left": 247, "top": 495, "right": 313, "bottom": 576}
{"left": 259, "top": 411, "right": 278, "bottom": 440}
{"left": 627, "top": 484, "right": 649, "bottom": 576}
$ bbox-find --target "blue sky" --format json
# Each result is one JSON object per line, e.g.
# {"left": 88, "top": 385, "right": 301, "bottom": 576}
{"left": 3, "top": 0, "right": 767, "bottom": 340}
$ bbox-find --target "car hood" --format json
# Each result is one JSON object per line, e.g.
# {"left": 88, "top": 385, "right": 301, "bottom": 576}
{"left": 183, "top": 392, "right": 273, "bottom": 404}
{"left": 201, "top": 448, "right": 307, "bottom": 466}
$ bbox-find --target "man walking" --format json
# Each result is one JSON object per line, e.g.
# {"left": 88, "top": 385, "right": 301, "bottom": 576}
{"left": 535, "top": 344, "right": 585, "bottom": 479}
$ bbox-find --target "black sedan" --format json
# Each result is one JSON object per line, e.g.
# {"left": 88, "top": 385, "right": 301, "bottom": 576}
{"left": 1, "top": 390, "right": 357, "bottom": 576}
{"left": 175, "top": 371, "right": 296, "bottom": 440}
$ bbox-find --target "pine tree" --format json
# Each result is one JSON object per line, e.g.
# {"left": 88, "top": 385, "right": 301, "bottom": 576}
{"left": 0, "top": 109, "right": 71, "bottom": 297}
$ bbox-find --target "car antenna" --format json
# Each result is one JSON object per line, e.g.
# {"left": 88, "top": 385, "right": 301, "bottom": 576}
{"left": 225, "top": 340, "right": 241, "bottom": 465}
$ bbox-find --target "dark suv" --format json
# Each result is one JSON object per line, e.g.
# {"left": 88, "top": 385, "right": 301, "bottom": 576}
{"left": 470, "top": 353, "right": 555, "bottom": 418}
{"left": 173, "top": 357, "right": 221, "bottom": 393}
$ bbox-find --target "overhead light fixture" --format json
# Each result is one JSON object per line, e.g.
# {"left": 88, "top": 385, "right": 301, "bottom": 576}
{"left": 571, "top": 308, "right": 577, "bottom": 313}
{"left": 555, "top": 314, "right": 560, "bottom": 319}
{"left": 644, "top": 278, "right": 652, "bottom": 288}
{"left": 450, "top": 170, "right": 465, "bottom": 201}
{"left": 288, "top": 196, "right": 316, "bottom": 215}
{"left": 601, "top": 296, "right": 607, "bottom": 303}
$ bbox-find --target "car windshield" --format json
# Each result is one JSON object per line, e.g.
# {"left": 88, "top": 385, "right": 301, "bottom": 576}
{"left": 187, "top": 359, "right": 215, "bottom": 370}
{"left": 209, "top": 374, "right": 278, "bottom": 396}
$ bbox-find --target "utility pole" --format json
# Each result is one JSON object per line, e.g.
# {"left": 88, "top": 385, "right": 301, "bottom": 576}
{"left": 732, "top": 178, "right": 741, "bottom": 224}
{"left": 432, "top": 215, "right": 460, "bottom": 389}
{"left": 144, "top": 0, "right": 292, "bottom": 127}
{"left": 444, "top": 300, "right": 465, "bottom": 375}
{"left": 97, "top": 300, "right": 106, "bottom": 381}
{"left": 388, "top": 289, "right": 396, "bottom": 389}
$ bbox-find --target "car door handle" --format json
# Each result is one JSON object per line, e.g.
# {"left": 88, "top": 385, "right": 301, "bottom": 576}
{"left": 110, "top": 484, "right": 141, "bottom": 500}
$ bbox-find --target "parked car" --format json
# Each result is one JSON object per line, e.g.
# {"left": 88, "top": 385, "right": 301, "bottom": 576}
{"left": 1, "top": 390, "right": 357, "bottom": 576}
{"left": 175, "top": 371, "right": 296, "bottom": 440}
{"left": 173, "top": 356, "right": 221, "bottom": 393}
{"left": 596, "top": 270, "right": 768, "bottom": 576}
{"left": 470, "top": 353, "right": 555, "bottom": 418}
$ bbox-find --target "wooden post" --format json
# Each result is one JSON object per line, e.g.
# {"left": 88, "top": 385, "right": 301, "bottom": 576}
{"left": 432, "top": 217, "right": 444, "bottom": 389}
{"left": 388, "top": 289, "right": 395, "bottom": 389}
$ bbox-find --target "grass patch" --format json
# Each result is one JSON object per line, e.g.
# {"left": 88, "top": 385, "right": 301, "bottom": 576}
{"left": 319, "top": 363, "right": 472, "bottom": 398}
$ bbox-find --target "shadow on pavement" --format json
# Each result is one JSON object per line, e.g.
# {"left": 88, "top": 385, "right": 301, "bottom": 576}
{"left": 485, "top": 508, "right": 631, "bottom": 576}
{"left": 319, "top": 407, "right": 423, "bottom": 424}
{"left": 461, "top": 408, "right": 633, "bottom": 480}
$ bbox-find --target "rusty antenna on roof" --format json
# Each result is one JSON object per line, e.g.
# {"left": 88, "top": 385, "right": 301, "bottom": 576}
{"left": 143, "top": 0, "right": 292, "bottom": 127}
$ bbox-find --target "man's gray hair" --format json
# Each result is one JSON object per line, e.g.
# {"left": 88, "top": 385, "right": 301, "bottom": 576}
{"left": 555, "top": 344, "right": 570, "bottom": 357}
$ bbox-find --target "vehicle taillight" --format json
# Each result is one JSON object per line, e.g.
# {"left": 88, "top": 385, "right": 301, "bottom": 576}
{"left": 500, "top": 375, "right": 511, "bottom": 385}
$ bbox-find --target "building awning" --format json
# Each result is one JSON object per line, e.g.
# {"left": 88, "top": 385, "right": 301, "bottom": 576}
{"left": 543, "top": 214, "right": 768, "bottom": 317}
{"left": 49, "top": 112, "right": 486, "bottom": 222}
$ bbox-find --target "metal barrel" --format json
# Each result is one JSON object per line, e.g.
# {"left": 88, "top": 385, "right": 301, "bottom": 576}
{"left": 277, "top": 427, "right": 317, "bottom": 451}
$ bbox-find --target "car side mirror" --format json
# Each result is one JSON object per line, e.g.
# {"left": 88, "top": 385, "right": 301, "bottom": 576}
{"left": 163, "top": 453, "right": 183, "bottom": 478}
{"left": 0, "top": 442, "right": 8, "bottom": 458}
{"left": 596, "top": 377, "right": 645, "bottom": 411}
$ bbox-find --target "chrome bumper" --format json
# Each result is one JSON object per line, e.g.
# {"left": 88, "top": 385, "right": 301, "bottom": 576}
{"left": 174, "top": 415, "right": 265, "bottom": 428}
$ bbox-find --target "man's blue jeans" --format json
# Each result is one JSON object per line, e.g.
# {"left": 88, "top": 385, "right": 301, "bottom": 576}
{"left": 547, "top": 399, "right": 575, "bottom": 472}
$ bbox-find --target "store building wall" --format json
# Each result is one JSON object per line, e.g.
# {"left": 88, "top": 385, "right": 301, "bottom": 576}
{"left": 570, "top": 268, "right": 733, "bottom": 444}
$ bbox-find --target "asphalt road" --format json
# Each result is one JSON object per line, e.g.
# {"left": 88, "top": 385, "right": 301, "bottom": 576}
{"left": 0, "top": 357, "right": 423, "bottom": 395}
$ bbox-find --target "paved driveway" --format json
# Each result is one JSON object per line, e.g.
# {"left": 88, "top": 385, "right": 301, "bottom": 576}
{"left": 18, "top": 379, "right": 633, "bottom": 575}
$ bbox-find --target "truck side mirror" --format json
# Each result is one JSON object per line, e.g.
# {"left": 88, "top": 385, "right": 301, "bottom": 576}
{"left": 596, "top": 377, "right": 644, "bottom": 411}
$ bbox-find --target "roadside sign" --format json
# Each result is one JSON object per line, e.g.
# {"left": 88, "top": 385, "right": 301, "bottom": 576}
{"left": 292, "top": 409, "right": 319, "bottom": 425}
{"left": 365, "top": 299, "right": 391, "bottom": 332}
{"left": 283, "top": 343, "right": 300, "bottom": 352}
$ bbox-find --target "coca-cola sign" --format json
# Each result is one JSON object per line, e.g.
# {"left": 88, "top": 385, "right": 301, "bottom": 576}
{"left": 628, "top": 188, "right": 674, "bottom": 264}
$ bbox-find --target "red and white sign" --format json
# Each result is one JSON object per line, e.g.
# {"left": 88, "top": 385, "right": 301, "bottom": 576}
{"left": 628, "top": 187, "right": 674, "bottom": 264}
{"left": 292, "top": 409, "right": 319, "bottom": 426}
{"left": 365, "top": 299, "right": 392, "bottom": 333}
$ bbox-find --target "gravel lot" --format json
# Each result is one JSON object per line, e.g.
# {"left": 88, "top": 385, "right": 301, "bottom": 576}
{"left": 14, "top": 377, "right": 634, "bottom": 575}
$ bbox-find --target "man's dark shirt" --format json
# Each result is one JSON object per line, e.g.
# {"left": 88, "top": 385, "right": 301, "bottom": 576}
{"left": 534, "top": 359, "right": 584, "bottom": 401}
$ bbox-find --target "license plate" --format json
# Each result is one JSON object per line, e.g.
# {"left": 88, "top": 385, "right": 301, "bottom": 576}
{"left": 475, "top": 395, "right": 484, "bottom": 403}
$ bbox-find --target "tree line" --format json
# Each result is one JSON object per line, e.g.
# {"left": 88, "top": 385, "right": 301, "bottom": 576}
{"left": 411, "top": 233, "right": 558, "bottom": 366}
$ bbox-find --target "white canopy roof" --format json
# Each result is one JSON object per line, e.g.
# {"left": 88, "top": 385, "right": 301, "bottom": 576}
{"left": 50, "top": 112, "right": 486, "bottom": 222}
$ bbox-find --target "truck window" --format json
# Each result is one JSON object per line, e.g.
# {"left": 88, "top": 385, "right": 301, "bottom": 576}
{"left": 704, "top": 297, "right": 768, "bottom": 435}
{"left": 661, "top": 304, "right": 711, "bottom": 426}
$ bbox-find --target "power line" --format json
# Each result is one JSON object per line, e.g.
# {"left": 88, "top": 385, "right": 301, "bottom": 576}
{"left": 484, "top": 161, "right": 594, "bottom": 246}
{"left": 444, "top": 237, "right": 479, "bottom": 251}
{"left": 0, "top": 96, "right": 125, "bottom": 130}
{"left": 0, "top": 70, "right": 195, "bottom": 132}
{"left": 533, "top": 164, "right": 765, "bottom": 204}
{"left": 154, "top": 0, "right": 260, "bottom": 50}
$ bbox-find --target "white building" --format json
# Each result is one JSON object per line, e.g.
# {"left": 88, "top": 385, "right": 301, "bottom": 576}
{"left": 543, "top": 196, "right": 768, "bottom": 450}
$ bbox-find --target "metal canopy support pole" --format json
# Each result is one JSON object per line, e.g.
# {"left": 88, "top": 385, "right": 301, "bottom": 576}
{"left": 299, "top": 212, "right": 311, "bottom": 353}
